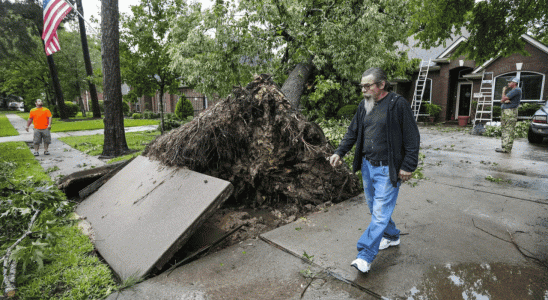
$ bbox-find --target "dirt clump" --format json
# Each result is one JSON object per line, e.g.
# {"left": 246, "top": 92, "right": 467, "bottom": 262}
{"left": 144, "top": 74, "right": 361, "bottom": 209}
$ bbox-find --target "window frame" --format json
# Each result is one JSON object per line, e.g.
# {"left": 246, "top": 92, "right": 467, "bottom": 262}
{"left": 493, "top": 71, "right": 545, "bottom": 103}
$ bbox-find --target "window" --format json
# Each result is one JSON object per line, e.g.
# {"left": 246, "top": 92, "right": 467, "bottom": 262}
{"left": 423, "top": 79, "right": 432, "bottom": 102}
{"left": 494, "top": 72, "right": 544, "bottom": 101}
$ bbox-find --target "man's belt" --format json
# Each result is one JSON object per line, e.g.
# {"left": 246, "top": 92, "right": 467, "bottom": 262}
{"left": 367, "top": 159, "right": 388, "bottom": 167}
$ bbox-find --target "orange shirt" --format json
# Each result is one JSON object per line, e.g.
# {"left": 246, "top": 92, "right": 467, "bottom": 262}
{"left": 29, "top": 107, "right": 52, "bottom": 130}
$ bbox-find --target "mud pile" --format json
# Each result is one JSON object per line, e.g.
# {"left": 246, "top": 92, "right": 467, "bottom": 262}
{"left": 144, "top": 74, "right": 361, "bottom": 208}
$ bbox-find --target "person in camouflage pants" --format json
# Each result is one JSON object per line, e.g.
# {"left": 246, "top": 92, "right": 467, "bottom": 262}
{"left": 497, "top": 77, "right": 522, "bottom": 153}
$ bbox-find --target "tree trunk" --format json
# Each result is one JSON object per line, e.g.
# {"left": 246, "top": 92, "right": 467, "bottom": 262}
{"left": 280, "top": 58, "right": 314, "bottom": 110}
{"left": 159, "top": 84, "right": 165, "bottom": 134}
{"left": 73, "top": 61, "right": 86, "bottom": 117}
{"left": 101, "top": 0, "right": 128, "bottom": 157}
{"left": 76, "top": 0, "right": 101, "bottom": 118}
{"left": 46, "top": 55, "right": 67, "bottom": 119}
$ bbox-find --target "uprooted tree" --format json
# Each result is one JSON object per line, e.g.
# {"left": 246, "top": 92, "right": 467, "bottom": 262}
{"left": 144, "top": 74, "right": 361, "bottom": 207}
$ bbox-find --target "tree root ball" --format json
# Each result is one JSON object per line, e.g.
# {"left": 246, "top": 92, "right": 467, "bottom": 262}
{"left": 144, "top": 74, "right": 361, "bottom": 208}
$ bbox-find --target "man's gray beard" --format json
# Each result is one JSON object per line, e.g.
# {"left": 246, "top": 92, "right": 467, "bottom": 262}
{"left": 363, "top": 95, "right": 375, "bottom": 115}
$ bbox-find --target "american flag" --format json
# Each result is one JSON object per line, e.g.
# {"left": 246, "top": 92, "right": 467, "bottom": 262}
{"left": 42, "top": 0, "right": 72, "bottom": 56}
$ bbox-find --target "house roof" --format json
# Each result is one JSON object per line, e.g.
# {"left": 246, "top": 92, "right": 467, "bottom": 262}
{"left": 403, "top": 31, "right": 548, "bottom": 74}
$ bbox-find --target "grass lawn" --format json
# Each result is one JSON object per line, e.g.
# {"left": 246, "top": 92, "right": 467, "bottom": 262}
{"left": 58, "top": 130, "right": 161, "bottom": 163}
{"left": 0, "top": 114, "right": 19, "bottom": 137}
{"left": 17, "top": 113, "right": 159, "bottom": 132}
{"left": 0, "top": 142, "right": 117, "bottom": 299}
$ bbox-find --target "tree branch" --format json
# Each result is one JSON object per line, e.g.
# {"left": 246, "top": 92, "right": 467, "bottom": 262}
{"left": 2, "top": 209, "right": 41, "bottom": 298}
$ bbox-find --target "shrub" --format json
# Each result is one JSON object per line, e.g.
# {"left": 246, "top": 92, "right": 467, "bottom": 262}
{"left": 164, "top": 113, "right": 177, "bottom": 120}
{"left": 142, "top": 110, "right": 154, "bottom": 119}
{"left": 518, "top": 103, "right": 542, "bottom": 117}
{"left": 175, "top": 94, "right": 194, "bottom": 120}
{"left": 337, "top": 105, "right": 357, "bottom": 119}
{"left": 492, "top": 106, "right": 501, "bottom": 118}
{"left": 132, "top": 113, "right": 142, "bottom": 119}
{"left": 52, "top": 102, "right": 79, "bottom": 118}
{"left": 163, "top": 118, "right": 182, "bottom": 131}
{"left": 122, "top": 101, "right": 130, "bottom": 116}
{"left": 484, "top": 121, "right": 529, "bottom": 138}
{"left": 424, "top": 102, "right": 442, "bottom": 118}
{"left": 64, "top": 101, "right": 79, "bottom": 118}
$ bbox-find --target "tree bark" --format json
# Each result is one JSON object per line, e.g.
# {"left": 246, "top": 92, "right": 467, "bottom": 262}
{"left": 101, "top": 0, "right": 128, "bottom": 157}
{"left": 158, "top": 84, "right": 165, "bottom": 134}
{"left": 76, "top": 0, "right": 101, "bottom": 118}
{"left": 280, "top": 58, "right": 314, "bottom": 110}
{"left": 46, "top": 55, "right": 67, "bottom": 119}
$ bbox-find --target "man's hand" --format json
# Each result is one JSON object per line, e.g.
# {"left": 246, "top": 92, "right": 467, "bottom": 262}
{"left": 399, "top": 170, "right": 412, "bottom": 182}
{"left": 329, "top": 154, "right": 342, "bottom": 167}
{"left": 25, "top": 126, "right": 29, "bottom": 132}
{"left": 502, "top": 86, "right": 507, "bottom": 92}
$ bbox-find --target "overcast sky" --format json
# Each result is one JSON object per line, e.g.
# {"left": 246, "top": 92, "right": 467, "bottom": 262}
{"left": 80, "top": 0, "right": 213, "bottom": 24}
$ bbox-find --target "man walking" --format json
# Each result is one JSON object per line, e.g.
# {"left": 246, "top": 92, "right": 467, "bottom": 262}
{"left": 329, "top": 67, "right": 420, "bottom": 273}
{"left": 25, "top": 99, "right": 52, "bottom": 156}
{"left": 496, "top": 77, "right": 522, "bottom": 153}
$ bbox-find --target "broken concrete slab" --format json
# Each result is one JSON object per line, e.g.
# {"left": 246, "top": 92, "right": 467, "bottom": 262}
{"left": 76, "top": 155, "right": 233, "bottom": 281}
{"left": 57, "top": 158, "right": 133, "bottom": 198}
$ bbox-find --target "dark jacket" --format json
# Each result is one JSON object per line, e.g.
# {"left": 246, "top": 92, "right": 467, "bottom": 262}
{"left": 335, "top": 92, "right": 420, "bottom": 187}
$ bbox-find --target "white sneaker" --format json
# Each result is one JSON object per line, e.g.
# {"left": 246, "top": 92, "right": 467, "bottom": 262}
{"left": 379, "top": 237, "right": 400, "bottom": 250}
{"left": 351, "top": 258, "right": 371, "bottom": 273}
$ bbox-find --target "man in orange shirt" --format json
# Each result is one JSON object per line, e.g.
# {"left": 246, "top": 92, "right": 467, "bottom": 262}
{"left": 25, "top": 99, "right": 52, "bottom": 156}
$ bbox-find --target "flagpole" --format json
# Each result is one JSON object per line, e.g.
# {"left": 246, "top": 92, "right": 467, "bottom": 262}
{"left": 61, "top": 0, "right": 100, "bottom": 35}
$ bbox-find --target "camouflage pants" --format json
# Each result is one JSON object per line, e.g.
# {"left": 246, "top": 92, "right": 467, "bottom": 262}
{"left": 501, "top": 108, "right": 518, "bottom": 152}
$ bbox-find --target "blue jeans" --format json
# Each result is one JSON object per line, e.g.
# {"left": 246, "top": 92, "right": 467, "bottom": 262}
{"left": 356, "top": 157, "right": 401, "bottom": 263}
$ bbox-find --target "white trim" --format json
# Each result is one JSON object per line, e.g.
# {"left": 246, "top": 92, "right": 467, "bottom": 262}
{"left": 522, "top": 34, "right": 548, "bottom": 55}
{"left": 471, "top": 57, "right": 498, "bottom": 74}
{"left": 455, "top": 82, "right": 473, "bottom": 119}
{"left": 437, "top": 36, "right": 468, "bottom": 59}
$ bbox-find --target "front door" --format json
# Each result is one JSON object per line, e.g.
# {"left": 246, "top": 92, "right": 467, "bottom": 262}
{"left": 456, "top": 83, "right": 472, "bottom": 119}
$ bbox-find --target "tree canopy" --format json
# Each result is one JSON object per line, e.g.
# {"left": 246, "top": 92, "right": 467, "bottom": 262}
{"left": 407, "top": 0, "right": 548, "bottom": 63}
{"left": 168, "top": 0, "right": 414, "bottom": 99}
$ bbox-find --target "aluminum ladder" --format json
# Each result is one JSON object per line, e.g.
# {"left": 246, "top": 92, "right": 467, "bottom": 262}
{"left": 473, "top": 71, "right": 494, "bottom": 126}
{"left": 411, "top": 60, "right": 431, "bottom": 121}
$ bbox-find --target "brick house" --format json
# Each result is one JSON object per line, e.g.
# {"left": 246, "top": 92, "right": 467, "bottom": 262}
{"left": 394, "top": 34, "right": 548, "bottom": 122}
{"left": 132, "top": 87, "right": 219, "bottom": 116}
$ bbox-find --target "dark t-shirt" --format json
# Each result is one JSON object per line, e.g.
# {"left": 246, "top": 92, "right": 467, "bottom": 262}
{"left": 362, "top": 96, "right": 389, "bottom": 162}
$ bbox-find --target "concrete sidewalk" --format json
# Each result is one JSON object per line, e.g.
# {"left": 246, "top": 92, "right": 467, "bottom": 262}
{"left": 1, "top": 114, "right": 157, "bottom": 179}
{"left": 106, "top": 129, "right": 548, "bottom": 299}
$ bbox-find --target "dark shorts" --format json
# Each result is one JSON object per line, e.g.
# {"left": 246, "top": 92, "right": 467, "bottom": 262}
{"left": 33, "top": 129, "right": 51, "bottom": 145}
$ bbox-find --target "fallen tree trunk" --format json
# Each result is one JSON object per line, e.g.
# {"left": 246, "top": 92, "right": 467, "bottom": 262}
{"left": 281, "top": 58, "right": 314, "bottom": 110}
{"left": 144, "top": 74, "right": 360, "bottom": 208}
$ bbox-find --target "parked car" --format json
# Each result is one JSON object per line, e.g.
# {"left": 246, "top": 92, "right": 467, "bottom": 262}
{"left": 528, "top": 102, "right": 548, "bottom": 143}
{"left": 8, "top": 102, "right": 24, "bottom": 112}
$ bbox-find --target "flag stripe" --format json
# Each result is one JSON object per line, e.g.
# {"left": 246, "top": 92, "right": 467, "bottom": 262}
{"left": 42, "top": 0, "right": 71, "bottom": 56}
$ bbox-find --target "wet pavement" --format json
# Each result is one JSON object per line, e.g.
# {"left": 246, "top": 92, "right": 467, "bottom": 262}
{"left": 2, "top": 115, "right": 547, "bottom": 299}
{"left": 104, "top": 125, "right": 548, "bottom": 299}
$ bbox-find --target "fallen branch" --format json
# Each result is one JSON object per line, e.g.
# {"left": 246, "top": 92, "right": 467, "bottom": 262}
{"left": 2, "top": 209, "right": 40, "bottom": 298}
{"left": 472, "top": 218, "right": 547, "bottom": 269}
{"left": 506, "top": 229, "right": 548, "bottom": 269}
